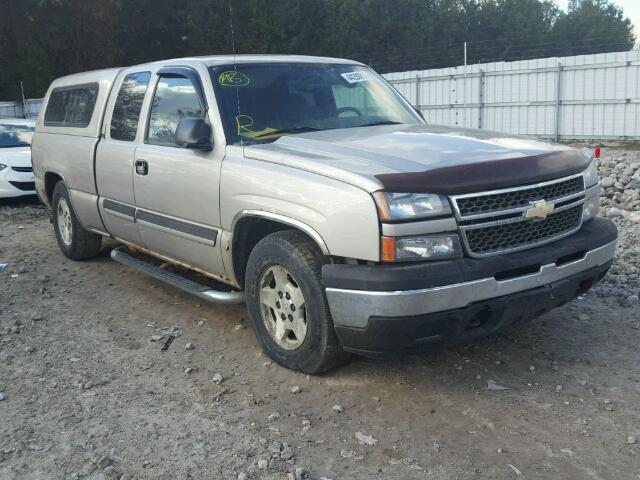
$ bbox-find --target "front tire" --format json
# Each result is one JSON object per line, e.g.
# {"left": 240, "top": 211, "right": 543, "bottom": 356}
{"left": 52, "top": 181, "right": 102, "bottom": 260}
{"left": 245, "top": 230, "right": 350, "bottom": 374}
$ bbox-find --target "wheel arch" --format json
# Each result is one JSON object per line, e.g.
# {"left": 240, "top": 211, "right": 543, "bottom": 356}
{"left": 230, "top": 211, "right": 330, "bottom": 287}
{"left": 43, "top": 171, "right": 67, "bottom": 205}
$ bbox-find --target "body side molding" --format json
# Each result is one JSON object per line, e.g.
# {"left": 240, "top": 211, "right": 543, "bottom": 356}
{"left": 103, "top": 198, "right": 136, "bottom": 219}
{"left": 101, "top": 198, "right": 220, "bottom": 245}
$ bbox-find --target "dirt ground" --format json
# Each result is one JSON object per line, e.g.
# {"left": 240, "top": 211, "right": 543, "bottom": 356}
{"left": 1, "top": 191, "right": 639, "bottom": 479}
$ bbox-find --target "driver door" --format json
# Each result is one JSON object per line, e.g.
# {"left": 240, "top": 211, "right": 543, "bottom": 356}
{"left": 133, "top": 66, "right": 225, "bottom": 277}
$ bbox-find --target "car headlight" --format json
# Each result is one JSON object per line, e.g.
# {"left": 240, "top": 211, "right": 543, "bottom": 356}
{"left": 381, "top": 234, "right": 462, "bottom": 262}
{"left": 0, "top": 163, "right": 7, "bottom": 171}
{"left": 373, "top": 191, "right": 452, "bottom": 220}
{"left": 583, "top": 158, "right": 598, "bottom": 188}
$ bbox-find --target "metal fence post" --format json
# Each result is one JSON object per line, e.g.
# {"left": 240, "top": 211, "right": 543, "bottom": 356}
{"left": 415, "top": 74, "right": 421, "bottom": 112}
{"left": 478, "top": 69, "right": 484, "bottom": 129}
{"left": 554, "top": 62, "right": 563, "bottom": 141}
{"left": 20, "top": 81, "right": 27, "bottom": 119}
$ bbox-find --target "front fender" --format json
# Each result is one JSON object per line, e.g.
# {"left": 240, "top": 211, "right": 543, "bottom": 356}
{"left": 220, "top": 152, "right": 380, "bottom": 262}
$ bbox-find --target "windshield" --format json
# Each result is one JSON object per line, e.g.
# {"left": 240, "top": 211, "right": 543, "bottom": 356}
{"left": 209, "top": 63, "right": 422, "bottom": 144}
{"left": 0, "top": 123, "right": 34, "bottom": 148}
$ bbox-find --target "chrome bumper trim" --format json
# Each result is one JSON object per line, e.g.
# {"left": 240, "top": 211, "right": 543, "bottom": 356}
{"left": 325, "top": 240, "right": 616, "bottom": 329}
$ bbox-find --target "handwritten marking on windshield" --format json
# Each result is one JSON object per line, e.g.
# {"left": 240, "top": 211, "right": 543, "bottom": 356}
{"left": 219, "top": 71, "right": 250, "bottom": 87}
{"left": 235, "top": 115, "right": 280, "bottom": 139}
{"left": 236, "top": 115, "right": 255, "bottom": 135}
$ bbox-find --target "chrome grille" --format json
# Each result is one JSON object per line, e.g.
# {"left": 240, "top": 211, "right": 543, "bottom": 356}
{"left": 451, "top": 174, "right": 586, "bottom": 257}
{"left": 455, "top": 176, "right": 584, "bottom": 218}
{"left": 463, "top": 204, "right": 583, "bottom": 255}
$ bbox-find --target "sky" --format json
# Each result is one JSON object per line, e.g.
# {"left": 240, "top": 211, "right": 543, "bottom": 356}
{"left": 556, "top": 0, "right": 640, "bottom": 34}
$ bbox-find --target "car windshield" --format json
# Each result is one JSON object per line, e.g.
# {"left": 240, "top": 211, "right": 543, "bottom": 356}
{"left": 209, "top": 63, "right": 422, "bottom": 144}
{"left": 0, "top": 123, "right": 34, "bottom": 148}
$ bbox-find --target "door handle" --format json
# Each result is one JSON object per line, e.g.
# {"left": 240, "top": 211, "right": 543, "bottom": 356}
{"left": 135, "top": 160, "right": 148, "bottom": 176}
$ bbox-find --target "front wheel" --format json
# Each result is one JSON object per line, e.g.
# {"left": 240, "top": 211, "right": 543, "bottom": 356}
{"left": 52, "top": 181, "right": 102, "bottom": 260}
{"left": 244, "top": 230, "right": 350, "bottom": 374}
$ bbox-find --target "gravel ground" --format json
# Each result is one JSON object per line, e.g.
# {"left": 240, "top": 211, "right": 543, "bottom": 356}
{"left": 1, "top": 148, "right": 639, "bottom": 480}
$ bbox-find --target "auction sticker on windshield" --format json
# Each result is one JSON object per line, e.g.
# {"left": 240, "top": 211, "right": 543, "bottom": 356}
{"left": 340, "top": 71, "right": 369, "bottom": 83}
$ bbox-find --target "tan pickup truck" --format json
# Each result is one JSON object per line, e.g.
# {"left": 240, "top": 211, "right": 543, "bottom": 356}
{"left": 31, "top": 55, "right": 616, "bottom": 373}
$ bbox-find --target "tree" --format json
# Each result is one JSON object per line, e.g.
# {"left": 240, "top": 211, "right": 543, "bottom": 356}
{"left": 551, "top": 0, "right": 635, "bottom": 56}
{"left": 0, "top": 0, "right": 636, "bottom": 100}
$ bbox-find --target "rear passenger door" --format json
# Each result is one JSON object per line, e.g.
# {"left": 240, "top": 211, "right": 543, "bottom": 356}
{"left": 132, "top": 66, "right": 225, "bottom": 277}
{"left": 96, "top": 70, "right": 151, "bottom": 245}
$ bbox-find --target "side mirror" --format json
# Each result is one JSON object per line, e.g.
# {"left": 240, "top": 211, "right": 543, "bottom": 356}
{"left": 175, "top": 117, "right": 213, "bottom": 151}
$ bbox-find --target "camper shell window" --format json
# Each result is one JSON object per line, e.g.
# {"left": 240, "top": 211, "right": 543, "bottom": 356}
{"left": 44, "top": 83, "right": 99, "bottom": 128}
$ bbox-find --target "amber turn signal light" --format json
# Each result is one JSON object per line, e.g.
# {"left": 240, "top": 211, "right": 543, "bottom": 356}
{"left": 381, "top": 236, "right": 397, "bottom": 262}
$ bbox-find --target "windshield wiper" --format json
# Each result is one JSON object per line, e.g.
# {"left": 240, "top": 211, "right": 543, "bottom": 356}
{"left": 354, "top": 121, "right": 402, "bottom": 128}
{"left": 253, "top": 126, "right": 323, "bottom": 139}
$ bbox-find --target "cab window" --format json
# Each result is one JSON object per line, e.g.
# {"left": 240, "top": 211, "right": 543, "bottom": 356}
{"left": 110, "top": 71, "right": 151, "bottom": 141}
{"left": 146, "top": 76, "right": 204, "bottom": 147}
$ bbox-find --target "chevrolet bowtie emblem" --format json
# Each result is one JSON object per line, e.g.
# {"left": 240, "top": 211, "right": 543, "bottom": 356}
{"left": 523, "top": 200, "right": 555, "bottom": 220}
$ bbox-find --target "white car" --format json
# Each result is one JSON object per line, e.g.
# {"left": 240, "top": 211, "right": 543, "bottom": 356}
{"left": 0, "top": 118, "right": 36, "bottom": 198}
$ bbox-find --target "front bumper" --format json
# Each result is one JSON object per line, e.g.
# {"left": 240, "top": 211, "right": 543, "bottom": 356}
{"left": 323, "top": 218, "right": 617, "bottom": 357}
{"left": 0, "top": 167, "right": 36, "bottom": 198}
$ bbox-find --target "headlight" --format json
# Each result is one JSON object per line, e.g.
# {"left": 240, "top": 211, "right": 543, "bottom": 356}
{"left": 381, "top": 234, "right": 462, "bottom": 262}
{"left": 0, "top": 163, "right": 7, "bottom": 171}
{"left": 373, "top": 191, "right": 452, "bottom": 220}
{"left": 583, "top": 158, "right": 598, "bottom": 188}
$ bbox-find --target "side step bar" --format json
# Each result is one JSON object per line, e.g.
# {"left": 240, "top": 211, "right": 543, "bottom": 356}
{"left": 110, "top": 247, "right": 244, "bottom": 305}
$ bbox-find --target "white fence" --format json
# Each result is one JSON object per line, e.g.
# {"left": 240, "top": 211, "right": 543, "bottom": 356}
{"left": 0, "top": 98, "right": 43, "bottom": 119}
{"left": 384, "top": 50, "right": 640, "bottom": 141}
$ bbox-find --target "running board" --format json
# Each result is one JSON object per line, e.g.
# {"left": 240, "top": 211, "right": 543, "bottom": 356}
{"left": 110, "top": 247, "right": 244, "bottom": 304}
